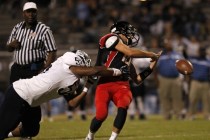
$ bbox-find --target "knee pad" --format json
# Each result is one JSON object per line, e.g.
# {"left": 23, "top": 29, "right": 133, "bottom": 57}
{"left": 90, "top": 117, "right": 103, "bottom": 133}
{"left": 114, "top": 107, "right": 127, "bottom": 130}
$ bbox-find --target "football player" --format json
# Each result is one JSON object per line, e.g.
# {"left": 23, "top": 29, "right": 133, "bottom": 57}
{"left": 85, "top": 21, "right": 161, "bottom": 140}
{"left": 0, "top": 50, "right": 127, "bottom": 139}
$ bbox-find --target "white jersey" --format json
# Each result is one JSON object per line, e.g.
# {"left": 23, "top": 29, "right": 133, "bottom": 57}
{"left": 13, "top": 52, "right": 82, "bottom": 107}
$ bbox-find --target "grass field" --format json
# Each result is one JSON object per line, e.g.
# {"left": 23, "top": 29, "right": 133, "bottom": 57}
{"left": 10, "top": 114, "right": 210, "bottom": 140}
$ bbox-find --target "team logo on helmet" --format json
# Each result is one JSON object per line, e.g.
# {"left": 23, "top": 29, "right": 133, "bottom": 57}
{"left": 73, "top": 50, "right": 91, "bottom": 67}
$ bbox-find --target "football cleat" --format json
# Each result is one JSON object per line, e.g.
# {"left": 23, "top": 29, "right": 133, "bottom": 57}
{"left": 85, "top": 137, "right": 94, "bottom": 140}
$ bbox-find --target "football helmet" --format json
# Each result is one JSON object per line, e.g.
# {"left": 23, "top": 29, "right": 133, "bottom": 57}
{"left": 73, "top": 50, "right": 91, "bottom": 67}
{"left": 110, "top": 21, "right": 140, "bottom": 47}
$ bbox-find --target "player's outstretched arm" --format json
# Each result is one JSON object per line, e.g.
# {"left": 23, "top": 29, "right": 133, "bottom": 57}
{"left": 68, "top": 77, "right": 92, "bottom": 108}
{"left": 115, "top": 41, "right": 160, "bottom": 61}
{"left": 68, "top": 66, "right": 125, "bottom": 108}
{"left": 70, "top": 66, "right": 122, "bottom": 77}
{"left": 131, "top": 51, "right": 162, "bottom": 84}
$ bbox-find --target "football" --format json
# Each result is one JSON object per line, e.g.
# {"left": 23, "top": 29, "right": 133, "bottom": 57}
{"left": 175, "top": 59, "right": 193, "bottom": 75}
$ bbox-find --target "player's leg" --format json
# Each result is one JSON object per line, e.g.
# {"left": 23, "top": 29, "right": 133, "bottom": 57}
{"left": 20, "top": 106, "right": 41, "bottom": 137}
{"left": 41, "top": 102, "right": 53, "bottom": 122}
{"left": 127, "top": 99, "right": 136, "bottom": 120}
{"left": 110, "top": 82, "right": 132, "bottom": 140}
{"left": 128, "top": 81, "right": 138, "bottom": 120}
{"left": 85, "top": 85, "right": 110, "bottom": 140}
{"left": 0, "top": 86, "right": 22, "bottom": 139}
{"left": 66, "top": 104, "right": 74, "bottom": 120}
{"left": 79, "top": 97, "right": 87, "bottom": 120}
{"left": 136, "top": 83, "right": 146, "bottom": 120}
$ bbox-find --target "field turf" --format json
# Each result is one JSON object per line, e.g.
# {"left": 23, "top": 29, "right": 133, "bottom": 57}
{"left": 10, "top": 114, "right": 210, "bottom": 140}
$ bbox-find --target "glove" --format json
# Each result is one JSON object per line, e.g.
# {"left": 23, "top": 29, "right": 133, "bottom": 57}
{"left": 87, "top": 75, "right": 98, "bottom": 84}
{"left": 120, "top": 65, "right": 130, "bottom": 74}
{"left": 120, "top": 65, "right": 130, "bottom": 80}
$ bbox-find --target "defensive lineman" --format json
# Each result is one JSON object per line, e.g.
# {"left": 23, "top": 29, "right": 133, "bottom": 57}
{"left": 0, "top": 50, "right": 125, "bottom": 139}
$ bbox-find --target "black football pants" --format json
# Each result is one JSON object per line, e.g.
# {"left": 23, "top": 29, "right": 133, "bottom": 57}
{"left": 0, "top": 85, "right": 41, "bottom": 139}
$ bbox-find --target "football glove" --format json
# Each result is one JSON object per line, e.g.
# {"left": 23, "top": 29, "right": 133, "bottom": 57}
{"left": 120, "top": 65, "right": 130, "bottom": 80}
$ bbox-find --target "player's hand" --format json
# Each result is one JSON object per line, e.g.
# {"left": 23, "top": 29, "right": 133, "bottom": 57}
{"left": 149, "top": 51, "right": 162, "bottom": 69}
{"left": 150, "top": 52, "right": 161, "bottom": 62}
{"left": 120, "top": 65, "right": 130, "bottom": 80}
{"left": 10, "top": 40, "right": 21, "bottom": 49}
{"left": 120, "top": 65, "right": 130, "bottom": 75}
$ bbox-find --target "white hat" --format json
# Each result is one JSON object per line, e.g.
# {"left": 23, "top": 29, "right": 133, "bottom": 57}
{"left": 23, "top": 2, "right": 37, "bottom": 11}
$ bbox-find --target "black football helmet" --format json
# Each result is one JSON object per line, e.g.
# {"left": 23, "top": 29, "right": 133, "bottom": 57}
{"left": 110, "top": 21, "right": 140, "bottom": 47}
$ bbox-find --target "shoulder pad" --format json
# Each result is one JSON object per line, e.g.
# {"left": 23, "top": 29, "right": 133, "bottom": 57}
{"left": 99, "top": 33, "right": 118, "bottom": 48}
{"left": 105, "top": 36, "right": 119, "bottom": 50}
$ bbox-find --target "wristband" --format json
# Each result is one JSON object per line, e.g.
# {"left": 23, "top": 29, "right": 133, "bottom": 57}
{"left": 112, "top": 68, "right": 122, "bottom": 76}
{"left": 139, "top": 67, "right": 153, "bottom": 81}
{"left": 83, "top": 87, "right": 88, "bottom": 93}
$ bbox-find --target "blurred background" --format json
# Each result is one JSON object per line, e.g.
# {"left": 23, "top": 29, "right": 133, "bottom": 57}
{"left": 0, "top": 0, "right": 210, "bottom": 120}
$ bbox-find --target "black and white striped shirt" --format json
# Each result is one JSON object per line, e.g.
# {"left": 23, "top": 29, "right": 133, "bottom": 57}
{"left": 7, "top": 21, "right": 57, "bottom": 65}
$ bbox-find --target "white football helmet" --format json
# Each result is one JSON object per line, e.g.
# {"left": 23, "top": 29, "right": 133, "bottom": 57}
{"left": 73, "top": 50, "right": 91, "bottom": 67}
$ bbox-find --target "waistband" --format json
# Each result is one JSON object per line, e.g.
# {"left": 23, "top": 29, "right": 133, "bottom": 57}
{"left": 97, "top": 76, "right": 128, "bottom": 85}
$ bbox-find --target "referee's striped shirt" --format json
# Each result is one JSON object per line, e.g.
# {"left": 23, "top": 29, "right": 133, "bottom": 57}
{"left": 7, "top": 21, "right": 57, "bottom": 65}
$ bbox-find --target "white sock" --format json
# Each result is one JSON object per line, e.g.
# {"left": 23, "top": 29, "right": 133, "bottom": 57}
{"left": 8, "top": 132, "right": 13, "bottom": 138}
{"left": 109, "top": 131, "right": 118, "bottom": 140}
{"left": 87, "top": 130, "right": 94, "bottom": 139}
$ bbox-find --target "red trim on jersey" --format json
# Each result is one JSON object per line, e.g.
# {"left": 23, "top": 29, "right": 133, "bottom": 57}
{"left": 99, "top": 33, "right": 114, "bottom": 49}
{"left": 105, "top": 51, "right": 118, "bottom": 67}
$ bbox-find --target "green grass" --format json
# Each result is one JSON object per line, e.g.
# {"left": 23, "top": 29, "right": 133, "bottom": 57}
{"left": 10, "top": 114, "right": 210, "bottom": 140}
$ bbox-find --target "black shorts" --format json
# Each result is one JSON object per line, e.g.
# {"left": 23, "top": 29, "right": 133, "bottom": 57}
{"left": 10, "top": 61, "right": 44, "bottom": 84}
{"left": 0, "top": 85, "right": 41, "bottom": 139}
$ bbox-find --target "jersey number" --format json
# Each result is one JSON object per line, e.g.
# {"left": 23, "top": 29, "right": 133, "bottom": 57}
{"left": 75, "top": 57, "right": 83, "bottom": 66}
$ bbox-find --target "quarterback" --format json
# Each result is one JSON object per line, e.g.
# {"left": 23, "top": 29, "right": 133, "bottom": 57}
{"left": 85, "top": 21, "right": 161, "bottom": 140}
{"left": 0, "top": 50, "right": 125, "bottom": 139}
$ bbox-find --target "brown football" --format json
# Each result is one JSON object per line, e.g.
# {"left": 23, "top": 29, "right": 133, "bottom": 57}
{"left": 175, "top": 59, "right": 193, "bottom": 75}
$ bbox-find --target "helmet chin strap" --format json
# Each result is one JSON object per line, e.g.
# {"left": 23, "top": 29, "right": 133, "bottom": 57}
{"left": 127, "top": 38, "right": 132, "bottom": 46}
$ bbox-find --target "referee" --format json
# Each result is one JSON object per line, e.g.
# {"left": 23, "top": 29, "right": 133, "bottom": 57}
{"left": 6, "top": 2, "right": 57, "bottom": 84}
{"left": 5, "top": 2, "right": 57, "bottom": 139}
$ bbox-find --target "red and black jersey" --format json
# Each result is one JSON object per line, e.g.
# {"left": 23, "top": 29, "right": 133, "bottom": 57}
{"left": 95, "top": 33, "right": 128, "bottom": 83}
{"left": 95, "top": 33, "right": 126, "bottom": 69}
